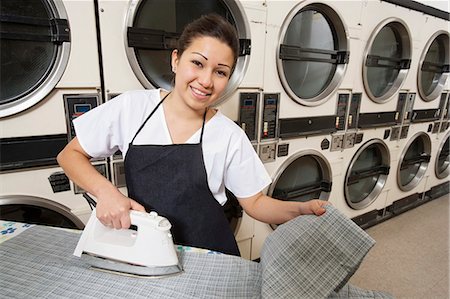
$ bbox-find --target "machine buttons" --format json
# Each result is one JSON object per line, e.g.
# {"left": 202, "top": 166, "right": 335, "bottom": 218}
{"left": 48, "top": 172, "right": 71, "bottom": 193}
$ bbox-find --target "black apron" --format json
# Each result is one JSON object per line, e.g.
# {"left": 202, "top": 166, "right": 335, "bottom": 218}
{"left": 124, "top": 94, "right": 240, "bottom": 256}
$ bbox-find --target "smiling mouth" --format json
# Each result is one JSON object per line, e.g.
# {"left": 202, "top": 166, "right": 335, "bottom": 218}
{"left": 191, "top": 86, "right": 211, "bottom": 97}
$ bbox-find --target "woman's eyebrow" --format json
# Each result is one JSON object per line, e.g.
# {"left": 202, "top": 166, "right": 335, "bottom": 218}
{"left": 192, "top": 51, "right": 231, "bottom": 69}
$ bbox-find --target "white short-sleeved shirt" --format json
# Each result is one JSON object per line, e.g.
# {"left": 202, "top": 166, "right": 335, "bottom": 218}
{"left": 73, "top": 89, "right": 271, "bottom": 205}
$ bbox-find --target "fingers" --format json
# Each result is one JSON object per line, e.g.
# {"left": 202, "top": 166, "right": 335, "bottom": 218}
{"left": 96, "top": 198, "right": 146, "bottom": 229}
{"left": 312, "top": 200, "right": 329, "bottom": 216}
{"left": 130, "top": 199, "right": 146, "bottom": 212}
{"left": 97, "top": 209, "right": 131, "bottom": 229}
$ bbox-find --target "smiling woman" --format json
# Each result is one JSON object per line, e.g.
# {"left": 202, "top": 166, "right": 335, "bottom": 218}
{"left": 57, "top": 14, "right": 328, "bottom": 257}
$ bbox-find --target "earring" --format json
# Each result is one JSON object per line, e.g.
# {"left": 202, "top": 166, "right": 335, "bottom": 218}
{"left": 172, "top": 67, "right": 176, "bottom": 73}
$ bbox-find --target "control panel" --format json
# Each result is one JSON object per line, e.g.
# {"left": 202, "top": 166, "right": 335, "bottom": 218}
{"left": 64, "top": 94, "right": 100, "bottom": 140}
{"left": 238, "top": 92, "right": 259, "bottom": 142}
{"left": 261, "top": 93, "right": 279, "bottom": 140}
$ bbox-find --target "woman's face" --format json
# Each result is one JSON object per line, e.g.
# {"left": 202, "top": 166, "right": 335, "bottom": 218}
{"left": 171, "top": 36, "right": 234, "bottom": 112}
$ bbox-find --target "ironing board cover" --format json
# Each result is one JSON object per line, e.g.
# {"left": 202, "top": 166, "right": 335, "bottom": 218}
{"left": 0, "top": 206, "right": 393, "bottom": 298}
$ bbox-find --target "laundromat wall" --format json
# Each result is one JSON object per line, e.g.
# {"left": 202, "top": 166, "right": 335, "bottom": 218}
{"left": 0, "top": 0, "right": 449, "bottom": 260}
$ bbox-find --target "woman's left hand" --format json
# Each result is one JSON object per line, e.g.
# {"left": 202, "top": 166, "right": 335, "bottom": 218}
{"left": 300, "top": 199, "right": 330, "bottom": 216}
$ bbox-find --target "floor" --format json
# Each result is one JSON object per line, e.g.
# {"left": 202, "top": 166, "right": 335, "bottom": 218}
{"left": 349, "top": 195, "right": 449, "bottom": 299}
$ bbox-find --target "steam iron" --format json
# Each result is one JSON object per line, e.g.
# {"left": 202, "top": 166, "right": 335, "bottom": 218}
{"left": 74, "top": 209, "right": 183, "bottom": 278}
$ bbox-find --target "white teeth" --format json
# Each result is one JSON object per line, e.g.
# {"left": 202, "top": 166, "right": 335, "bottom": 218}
{"left": 192, "top": 87, "right": 208, "bottom": 96}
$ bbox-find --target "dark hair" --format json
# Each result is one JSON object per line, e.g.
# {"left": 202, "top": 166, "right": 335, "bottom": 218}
{"left": 177, "top": 14, "right": 239, "bottom": 72}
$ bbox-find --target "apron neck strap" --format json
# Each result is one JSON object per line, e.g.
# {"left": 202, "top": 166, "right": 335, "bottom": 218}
{"left": 131, "top": 92, "right": 208, "bottom": 145}
{"left": 199, "top": 108, "right": 207, "bottom": 144}
{"left": 130, "top": 92, "right": 169, "bottom": 144}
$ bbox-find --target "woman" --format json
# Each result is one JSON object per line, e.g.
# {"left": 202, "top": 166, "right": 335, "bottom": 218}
{"left": 57, "top": 14, "right": 328, "bottom": 256}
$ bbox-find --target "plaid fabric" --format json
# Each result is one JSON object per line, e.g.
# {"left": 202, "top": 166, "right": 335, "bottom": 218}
{"left": 0, "top": 206, "right": 392, "bottom": 298}
{"left": 0, "top": 226, "right": 261, "bottom": 299}
{"left": 260, "top": 205, "right": 379, "bottom": 299}
{"left": 329, "top": 284, "right": 394, "bottom": 298}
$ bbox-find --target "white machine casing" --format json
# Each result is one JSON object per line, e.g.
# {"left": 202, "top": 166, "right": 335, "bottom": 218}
{"left": 329, "top": 128, "right": 391, "bottom": 225}
{"left": 356, "top": 1, "right": 419, "bottom": 114}
{"left": 0, "top": 0, "right": 101, "bottom": 224}
{"left": 252, "top": 133, "right": 344, "bottom": 260}
{"left": 263, "top": 0, "right": 364, "bottom": 120}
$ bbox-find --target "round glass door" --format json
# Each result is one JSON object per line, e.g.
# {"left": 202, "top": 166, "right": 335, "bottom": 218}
{"left": 268, "top": 151, "right": 332, "bottom": 227}
{"left": 435, "top": 131, "right": 450, "bottom": 179}
{"left": 418, "top": 31, "right": 449, "bottom": 102}
{"left": 345, "top": 139, "right": 390, "bottom": 209}
{"left": 126, "top": 0, "right": 250, "bottom": 104}
{"left": 0, "top": 196, "right": 84, "bottom": 229}
{"left": 269, "top": 151, "right": 332, "bottom": 228}
{"left": 0, "top": 0, "right": 70, "bottom": 117}
{"left": 397, "top": 133, "right": 431, "bottom": 191}
{"left": 363, "top": 19, "right": 411, "bottom": 103}
{"left": 277, "top": 3, "right": 349, "bottom": 106}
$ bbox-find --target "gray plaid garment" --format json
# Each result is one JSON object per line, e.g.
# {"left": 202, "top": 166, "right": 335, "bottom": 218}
{"left": 260, "top": 205, "right": 392, "bottom": 298}
{"left": 0, "top": 206, "right": 393, "bottom": 299}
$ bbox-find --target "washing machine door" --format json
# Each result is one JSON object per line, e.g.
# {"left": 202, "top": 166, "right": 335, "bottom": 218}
{"left": 269, "top": 149, "right": 332, "bottom": 207}
{"left": 435, "top": 131, "right": 450, "bottom": 179}
{"left": 397, "top": 132, "right": 431, "bottom": 191}
{"left": 0, "top": 195, "right": 84, "bottom": 229}
{"left": 125, "top": 0, "right": 251, "bottom": 104}
{"left": 277, "top": 3, "right": 349, "bottom": 106}
{"left": 363, "top": 18, "right": 411, "bottom": 103}
{"left": 418, "top": 31, "right": 450, "bottom": 102}
{"left": 0, "top": 0, "right": 70, "bottom": 117}
{"left": 345, "top": 139, "right": 390, "bottom": 209}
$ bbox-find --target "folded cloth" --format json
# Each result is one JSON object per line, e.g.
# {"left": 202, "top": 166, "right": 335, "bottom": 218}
{"left": 260, "top": 205, "right": 377, "bottom": 299}
{"left": 328, "top": 283, "right": 394, "bottom": 299}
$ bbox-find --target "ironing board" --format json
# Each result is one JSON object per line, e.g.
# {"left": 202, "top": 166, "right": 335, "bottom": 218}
{"left": 0, "top": 206, "right": 393, "bottom": 298}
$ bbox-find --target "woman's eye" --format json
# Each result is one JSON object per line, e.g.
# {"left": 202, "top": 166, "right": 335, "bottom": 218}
{"left": 192, "top": 60, "right": 202, "bottom": 67}
{"left": 217, "top": 70, "right": 228, "bottom": 77}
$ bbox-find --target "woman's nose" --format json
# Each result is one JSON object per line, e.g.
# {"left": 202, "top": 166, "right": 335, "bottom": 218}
{"left": 198, "top": 70, "right": 213, "bottom": 88}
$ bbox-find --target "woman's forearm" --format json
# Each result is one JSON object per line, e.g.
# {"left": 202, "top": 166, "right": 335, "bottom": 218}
{"left": 238, "top": 192, "right": 327, "bottom": 224}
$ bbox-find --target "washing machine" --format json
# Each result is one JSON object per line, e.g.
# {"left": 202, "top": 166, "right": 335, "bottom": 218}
{"left": 424, "top": 117, "right": 450, "bottom": 200}
{"left": 262, "top": 0, "right": 363, "bottom": 135}
{"left": 252, "top": 133, "right": 344, "bottom": 260}
{"left": 412, "top": 9, "right": 449, "bottom": 132}
{"left": 250, "top": 89, "right": 367, "bottom": 260}
{"left": 384, "top": 126, "right": 433, "bottom": 215}
{"left": 96, "top": 0, "right": 267, "bottom": 259}
{"left": 0, "top": 0, "right": 102, "bottom": 226}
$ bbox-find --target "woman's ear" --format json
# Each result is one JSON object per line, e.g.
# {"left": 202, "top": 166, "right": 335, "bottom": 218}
{"left": 171, "top": 49, "right": 179, "bottom": 73}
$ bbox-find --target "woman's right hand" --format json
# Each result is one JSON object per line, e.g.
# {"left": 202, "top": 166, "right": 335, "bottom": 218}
{"left": 95, "top": 188, "right": 146, "bottom": 229}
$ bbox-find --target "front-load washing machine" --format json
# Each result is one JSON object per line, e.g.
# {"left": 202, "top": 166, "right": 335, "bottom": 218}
{"left": 330, "top": 127, "right": 391, "bottom": 229}
{"left": 252, "top": 132, "right": 344, "bottom": 260}
{"left": 355, "top": 2, "right": 422, "bottom": 132}
{"left": 411, "top": 10, "right": 449, "bottom": 129}
{"left": 384, "top": 127, "right": 433, "bottom": 216}
{"left": 262, "top": 0, "right": 364, "bottom": 140}
{"left": 424, "top": 129, "right": 450, "bottom": 200}
{"left": 0, "top": 0, "right": 102, "bottom": 225}
{"left": 96, "top": 0, "right": 267, "bottom": 259}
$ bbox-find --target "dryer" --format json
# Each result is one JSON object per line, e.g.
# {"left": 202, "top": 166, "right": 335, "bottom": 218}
{"left": 330, "top": 127, "right": 391, "bottom": 229}
{"left": 262, "top": 0, "right": 363, "bottom": 138}
{"left": 411, "top": 10, "right": 449, "bottom": 129}
{"left": 0, "top": 0, "right": 102, "bottom": 225}
{"left": 250, "top": 88, "right": 364, "bottom": 260}
{"left": 252, "top": 133, "right": 343, "bottom": 260}
{"left": 384, "top": 127, "right": 433, "bottom": 216}
{"left": 424, "top": 122, "right": 450, "bottom": 200}
{"left": 95, "top": 0, "right": 267, "bottom": 259}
